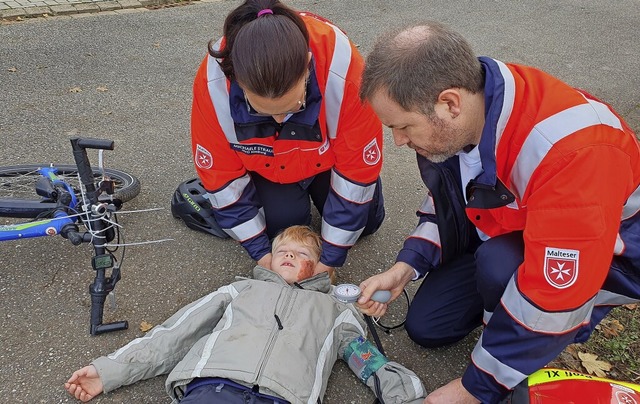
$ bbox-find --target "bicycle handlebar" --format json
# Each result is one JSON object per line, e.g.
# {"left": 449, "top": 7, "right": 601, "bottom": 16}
{"left": 74, "top": 138, "right": 115, "bottom": 151}
{"left": 68, "top": 137, "right": 128, "bottom": 335}
{"left": 60, "top": 225, "right": 84, "bottom": 246}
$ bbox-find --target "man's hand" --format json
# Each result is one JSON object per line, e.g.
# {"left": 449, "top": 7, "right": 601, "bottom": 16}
{"left": 64, "top": 365, "right": 104, "bottom": 402}
{"left": 424, "top": 378, "right": 480, "bottom": 404}
{"left": 257, "top": 253, "right": 272, "bottom": 270}
{"left": 356, "top": 262, "right": 415, "bottom": 316}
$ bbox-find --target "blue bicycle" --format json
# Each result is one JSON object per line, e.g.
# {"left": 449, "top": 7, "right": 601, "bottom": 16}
{"left": 0, "top": 138, "right": 140, "bottom": 335}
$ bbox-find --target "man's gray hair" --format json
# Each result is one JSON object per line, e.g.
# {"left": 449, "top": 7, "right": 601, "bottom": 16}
{"left": 360, "top": 21, "right": 484, "bottom": 114}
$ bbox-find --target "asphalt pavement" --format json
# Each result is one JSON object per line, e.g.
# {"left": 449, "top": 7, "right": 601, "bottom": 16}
{"left": 1, "top": 1, "right": 639, "bottom": 403}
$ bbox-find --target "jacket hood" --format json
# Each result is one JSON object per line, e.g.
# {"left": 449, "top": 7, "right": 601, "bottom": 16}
{"left": 250, "top": 265, "right": 332, "bottom": 294}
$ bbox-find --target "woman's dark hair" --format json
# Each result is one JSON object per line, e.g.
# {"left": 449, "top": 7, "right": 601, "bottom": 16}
{"left": 209, "top": 0, "right": 309, "bottom": 98}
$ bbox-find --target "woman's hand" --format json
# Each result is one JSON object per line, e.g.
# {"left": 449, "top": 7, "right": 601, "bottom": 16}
{"left": 257, "top": 253, "right": 273, "bottom": 270}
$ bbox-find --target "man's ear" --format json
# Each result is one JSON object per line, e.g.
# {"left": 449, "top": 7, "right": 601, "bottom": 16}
{"left": 435, "top": 88, "right": 462, "bottom": 119}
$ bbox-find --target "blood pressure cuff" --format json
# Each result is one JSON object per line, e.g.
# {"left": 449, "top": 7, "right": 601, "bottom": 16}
{"left": 343, "top": 336, "right": 389, "bottom": 383}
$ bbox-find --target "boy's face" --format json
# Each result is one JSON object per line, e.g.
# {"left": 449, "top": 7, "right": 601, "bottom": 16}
{"left": 271, "top": 240, "right": 317, "bottom": 283}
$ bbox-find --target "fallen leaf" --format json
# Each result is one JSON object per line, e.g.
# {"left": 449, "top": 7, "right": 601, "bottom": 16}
{"left": 8, "top": 67, "right": 17, "bottom": 72}
{"left": 599, "top": 318, "right": 624, "bottom": 338}
{"left": 16, "top": 16, "right": 23, "bottom": 21}
{"left": 139, "top": 321, "right": 154, "bottom": 332}
{"left": 96, "top": 86, "right": 108, "bottom": 92}
{"left": 69, "top": 87, "right": 82, "bottom": 93}
{"left": 152, "top": 42, "right": 160, "bottom": 48}
{"left": 623, "top": 303, "right": 638, "bottom": 310}
{"left": 564, "top": 344, "right": 580, "bottom": 360}
{"left": 578, "top": 351, "right": 612, "bottom": 377}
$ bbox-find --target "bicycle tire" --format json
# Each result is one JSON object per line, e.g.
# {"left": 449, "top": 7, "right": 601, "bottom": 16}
{"left": 0, "top": 164, "right": 140, "bottom": 218}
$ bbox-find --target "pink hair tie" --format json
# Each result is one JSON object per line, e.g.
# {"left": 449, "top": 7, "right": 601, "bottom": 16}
{"left": 257, "top": 8, "right": 273, "bottom": 17}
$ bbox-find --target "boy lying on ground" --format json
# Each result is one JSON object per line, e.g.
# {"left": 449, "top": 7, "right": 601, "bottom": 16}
{"left": 65, "top": 225, "right": 425, "bottom": 403}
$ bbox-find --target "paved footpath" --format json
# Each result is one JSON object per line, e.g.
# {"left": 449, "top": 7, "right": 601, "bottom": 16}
{"left": 0, "top": 0, "right": 186, "bottom": 20}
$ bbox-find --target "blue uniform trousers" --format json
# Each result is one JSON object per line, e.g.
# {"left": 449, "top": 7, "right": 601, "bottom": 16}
{"left": 405, "top": 231, "right": 640, "bottom": 347}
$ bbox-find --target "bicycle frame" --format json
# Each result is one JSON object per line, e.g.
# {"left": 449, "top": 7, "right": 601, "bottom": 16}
{"left": 0, "top": 168, "right": 78, "bottom": 241}
{"left": 0, "top": 138, "right": 129, "bottom": 335}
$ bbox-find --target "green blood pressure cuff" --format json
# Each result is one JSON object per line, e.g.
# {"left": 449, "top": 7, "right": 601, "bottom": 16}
{"left": 343, "top": 336, "right": 389, "bottom": 383}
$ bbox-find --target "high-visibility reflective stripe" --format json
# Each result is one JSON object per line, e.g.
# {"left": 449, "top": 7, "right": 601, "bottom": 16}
{"left": 321, "top": 219, "right": 363, "bottom": 247}
{"left": 594, "top": 289, "right": 640, "bottom": 306}
{"left": 511, "top": 98, "right": 624, "bottom": 199}
{"left": 613, "top": 233, "right": 625, "bottom": 255}
{"left": 308, "top": 310, "right": 365, "bottom": 403}
{"left": 501, "top": 277, "right": 593, "bottom": 333}
{"left": 409, "top": 222, "right": 441, "bottom": 247}
{"left": 192, "top": 285, "right": 240, "bottom": 377}
{"left": 108, "top": 285, "right": 239, "bottom": 360}
{"left": 330, "top": 169, "right": 376, "bottom": 204}
{"left": 471, "top": 334, "right": 527, "bottom": 389}
{"left": 205, "top": 174, "right": 251, "bottom": 209}
{"left": 324, "top": 25, "right": 351, "bottom": 140}
{"left": 622, "top": 184, "right": 640, "bottom": 220}
{"left": 225, "top": 209, "right": 266, "bottom": 242}
{"left": 483, "top": 310, "right": 492, "bottom": 325}
{"left": 494, "top": 60, "right": 516, "bottom": 149}
{"left": 418, "top": 193, "right": 435, "bottom": 215}
{"left": 207, "top": 40, "right": 239, "bottom": 144}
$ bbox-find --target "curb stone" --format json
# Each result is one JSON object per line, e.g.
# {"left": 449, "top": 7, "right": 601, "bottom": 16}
{"left": 0, "top": 0, "right": 217, "bottom": 21}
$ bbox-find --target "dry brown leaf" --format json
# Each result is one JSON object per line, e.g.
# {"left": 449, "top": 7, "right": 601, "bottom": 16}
{"left": 564, "top": 344, "right": 581, "bottom": 360}
{"left": 139, "top": 320, "right": 154, "bottom": 332}
{"left": 69, "top": 87, "right": 82, "bottom": 93}
{"left": 152, "top": 43, "right": 160, "bottom": 48}
{"left": 599, "top": 318, "right": 624, "bottom": 338}
{"left": 8, "top": 67, "right": 17, "bottom": 72}
{"left": 578, "top": 351, "right": 612, "bottom": 377}
{"left": 623, "top": 303, "right": 638, "bottom": 310}
{"left": 96, "top": 86, "right": 108, "bottom": 92}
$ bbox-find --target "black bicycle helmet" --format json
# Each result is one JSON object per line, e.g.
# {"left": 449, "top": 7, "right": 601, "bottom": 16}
{"left": 171, "top": 178, "right": 229, "bottom": 238}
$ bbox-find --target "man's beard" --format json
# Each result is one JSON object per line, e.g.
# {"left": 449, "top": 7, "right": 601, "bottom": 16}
{"left": 414, "top": 115, "right": 470, "bottom": 163}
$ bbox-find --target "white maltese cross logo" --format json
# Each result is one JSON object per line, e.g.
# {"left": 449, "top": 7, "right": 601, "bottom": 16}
{"left": 544, "top": 247, "right": 579, "bottom": 289}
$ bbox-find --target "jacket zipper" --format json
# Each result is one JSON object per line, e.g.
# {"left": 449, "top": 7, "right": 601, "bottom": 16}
{"left": 254, "top": 286, "right": 294, "bottom": 384}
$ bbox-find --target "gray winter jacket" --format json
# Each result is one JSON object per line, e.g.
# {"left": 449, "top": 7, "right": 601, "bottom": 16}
{"left": 92, "top": 266, "right": 425, "bottom": 403}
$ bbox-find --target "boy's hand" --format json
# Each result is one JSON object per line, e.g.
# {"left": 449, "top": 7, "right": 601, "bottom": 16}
{"left": 64, "top": 365, "right": 103, "bottom": 402}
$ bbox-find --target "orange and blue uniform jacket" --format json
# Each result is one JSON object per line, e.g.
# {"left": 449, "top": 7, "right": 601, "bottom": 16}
{"left": 397, "top": 57, "right": 640, "bottom": 402}
{"left": 190, "top": 14, "right": 383, "bottom": 267}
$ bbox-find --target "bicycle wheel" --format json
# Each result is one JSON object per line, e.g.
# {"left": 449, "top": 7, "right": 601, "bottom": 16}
{"left": 0, "top": 164, "right": 140, "bottom": 218}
